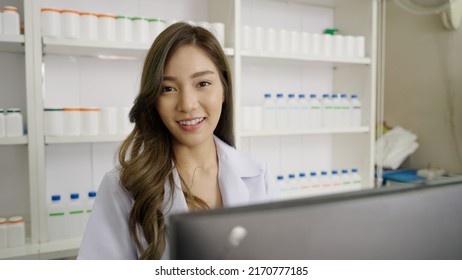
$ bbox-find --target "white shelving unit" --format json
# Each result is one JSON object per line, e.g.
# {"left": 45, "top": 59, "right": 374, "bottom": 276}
{"left": 0, "top": 34, "right": 25, "bottom": 52}
{"left": 0, "top": 0, "right": 40, "bottom": 260}
{"left": 45, "top": 134, "right": 127, "bottom": 144}
{"left": 241, "top": 51, "right": 371, "bottom": 65}
{"left": 43, "top": 33, "right": 234, "bottom": 59}
{"left": 240, "top": 127, "right": 370, "bottom": 137}
{"left": 0, "top": 0, "right": 379, "bottom": 259}
{"left": 0, "top": 136, "right": 28, "bottom": 145}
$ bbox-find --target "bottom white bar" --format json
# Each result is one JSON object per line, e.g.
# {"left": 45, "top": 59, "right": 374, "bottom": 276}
{"left": 1, "top": 260, "right": 461, "bottom": 280}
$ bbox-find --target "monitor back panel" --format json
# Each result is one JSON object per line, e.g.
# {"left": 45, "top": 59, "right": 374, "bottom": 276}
{"left": 169, "top": 181, "right": 462, "bottom": 259}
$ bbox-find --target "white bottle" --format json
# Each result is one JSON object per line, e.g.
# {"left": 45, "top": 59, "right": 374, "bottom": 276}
{"left": 340, "top": 93, "right": 351, "bottom": 127}
{"left": 350, "top": 94, "right": 362, "bottom": 127}
{"left": 115, "top": 16, "right": 132, "bottom": 43}
{"left": 149, "top": 18, "right": 165, "bottom": 41}
{"left": 97, "top": 14, "right": 116, "bottom": 41}
{"left": 61, "top": 10, "right": 80, "bottom": 39}
{"left": 5, "top": 108, "right": 23, "bottom": 137}
{"left": 63, "top": 108, "right": 81, "bottom": 136}
{"left": 210, "top": 22, "right": 225, "bottom": 47}
{"left": 340, "top": 169, "right": 352, "bottom": 187}
{"left": 287, "top": 93, "right": 298, "bottom": 130}
{"left": 0, "top": 217, "right": 7, "bottom": 248}
{"left": 309, "top": 171, "right": 320, "bottom": 189}
{"left": 287, "top": 173, "right": 298, "bottom": 198}
{"left": 290, "top": 30, "right": 300, "bottom": 54}
{"left": 100, "top": 107, "right": 118, "bottom": 135}
{"left": 117, "top": 106, "right": 132, "bottom": 135}
{"left": 241, "top": 25, "right": 252, "bottom": 51}
{"left": 252, "top": 26, "right": 263, "bottom": 52}
{"left": 322, "top": 33, "right": 333, "bottom": 57}
{"left": 298, "top": 94, "right": 310, "bottom": 130}
{"left": 262, "top": 93, "right": 276, "bottom": 130}
{"left": 298, "top": 172, "right": 309, "bottom": 194}
{"left": 83, "top": 191, "right": 97, "bottom": 228}
{"left": 80, "top": 12, "right": 98, "bottom": 41}
{"left": 278, "top": 29, "right": 289, "bottom": 54}
{"left": 351, "top": 168, "right": 363, "bottom": 189}
{"left": 2, "top": 6, "right": 20, "bottom": 35}
{"left": 275, "top": 93, "right": 287, "bottom": 130}
{"left": 80, "top": 108, "right": 99, "bottom": 136}
{"left": 41, "top": 8, "right": 61, "bottom": 38}
{"left": 331, "top": 170, "right": 342, "bottom": 188}
{"left": 331, "top": 94, "right": 341, "bottom": 127}
{"left": 320, "top": 170, "right": 331, "bottom": 188}
{"left": 131, "top": 17, "right": 148, "bottom": 44}
{"left": 301, "top": 32, "right": 311, "bottom": 55}
{"left": 266, "top": 28, "right": 277, "bottom": 53}
{"left": 7, "top": 216, "right": 25, "bottom": 247}
{"left": 309, "top": 94, "right": 322, "bottom": 129}
{"left": 68, "top": 193, "right": 85, "bottom": 238}
{"left": 276, "top": 175, "right": 287, "bottom": 199}
{"left": 321, "top": 94, "right": 333, "bottom": 127}
{"left": 47, "top": 195, "right": 66, "bottom": 241}
{"left": 0, "top": 109, "right": 5, "bottom": 137}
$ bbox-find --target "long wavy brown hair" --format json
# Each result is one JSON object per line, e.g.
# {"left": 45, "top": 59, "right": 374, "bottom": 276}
{"left": 117, "top": 22, "right": 234, "bottom": 259}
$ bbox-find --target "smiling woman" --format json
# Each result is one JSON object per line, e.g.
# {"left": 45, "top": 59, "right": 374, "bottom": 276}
{"left": 77, "top": 22, "right": 278, "bottom": 260}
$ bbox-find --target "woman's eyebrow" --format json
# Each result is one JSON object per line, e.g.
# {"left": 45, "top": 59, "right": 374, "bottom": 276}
{"left": 163, "top": 70, "right": 215, "bottom": 81}
{"left": 191, "top": 70, "right": 215, "bottom": 78}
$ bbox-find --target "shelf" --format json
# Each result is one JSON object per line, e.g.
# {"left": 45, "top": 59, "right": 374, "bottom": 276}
{"left": 0, "top": 242, "right": 39, "bottom": 260}
{"left": 43, "top": 37, "right": 234, "bottom": 59}
{"left": 0, "top": 238, "right": 80, "bottom": 260}
{"left": 288, "top": 0, "right": 336, "bottom": 7}
{"left": 241, "top": 51, "right": 371, "bottom": 66}
{"left": 38, "top": 238, "right": 81, "bottom": 260}
{"left": 45, "top": 134, "right": 127, "bottom": 144}
{"left": 0, "top": 34, "right": 25, "bottom": 53}
{"left": 0, "top": 136, "right": 28, "bottom": 145}
{"left": 240, "top": 126, "right": 369, "bottom": 137}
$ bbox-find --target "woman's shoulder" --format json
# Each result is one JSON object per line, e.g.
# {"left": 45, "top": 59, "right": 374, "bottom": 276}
{"left": 98, "top": 168, "right": 133, "bottom": 205}
{"left": 214, "top": 136, "right": 268, "bottom": 175}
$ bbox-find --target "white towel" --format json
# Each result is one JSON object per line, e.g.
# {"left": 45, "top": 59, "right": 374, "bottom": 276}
{"left": 375, "top": 126, "right": 419, "bottom": 170}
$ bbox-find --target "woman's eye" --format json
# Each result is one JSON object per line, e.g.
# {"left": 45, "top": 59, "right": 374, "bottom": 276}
{"left": 197, "top": 81, "right": 211, "bottom": 88}
{"left": 162, "top": 86, "right": 175, "bottom": 93}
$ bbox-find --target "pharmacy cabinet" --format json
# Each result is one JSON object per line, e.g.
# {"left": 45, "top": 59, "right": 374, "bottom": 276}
{"left": 0, "top": 0, "right": 378, "bottom": 259}
{"left": 0, "top": 0, "right": 42, "bottom": 258}
{"left": 237, "top": 0, "right": 377, "bottom": 200}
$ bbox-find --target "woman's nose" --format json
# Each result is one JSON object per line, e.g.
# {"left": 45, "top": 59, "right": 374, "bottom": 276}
{"left": 176, "top": 88, "right": 199, "bottom": 112}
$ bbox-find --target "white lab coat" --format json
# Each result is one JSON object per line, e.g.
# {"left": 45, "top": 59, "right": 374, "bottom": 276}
{"left": 77, "top": 136, "right": 277, "bottom": 260}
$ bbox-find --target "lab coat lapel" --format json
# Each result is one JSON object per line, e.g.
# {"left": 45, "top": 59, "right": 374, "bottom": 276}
{"left": 215, "top": 136, "right": 260, "bottom": 207}
{"left": 160, "top": 168, "right": 188, "bottom": 224}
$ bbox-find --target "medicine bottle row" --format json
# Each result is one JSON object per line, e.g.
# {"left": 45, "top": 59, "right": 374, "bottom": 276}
{"left": 242, "top": 93, "right": 362, "bottom": 131}
{"left": 277, "top": 168, "right": 362, "bottom": 199}
{"left": 41, "top": 8, "right": 225, "bottom": 46}
{"left": 0, "top": 108, "right": 24, "bottom": 137}
{"left": 0, "top": 6, "right": 21, "bottom": 36}
{"left": 0, "top": 216, "right": 26, "bottom": 248}
{"left": 47, "top": 192, "right": 97, "bottom": 241}
{"left": 44, "top": 107, "right": 132, "bottom": 137}
{"left": 242, "top": 25, "right": 365, "bottom": 58}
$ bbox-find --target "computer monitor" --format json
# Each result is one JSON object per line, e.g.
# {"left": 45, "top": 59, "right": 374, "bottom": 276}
{"left": 168, "top": 178, "right": 462, "bottom": 259}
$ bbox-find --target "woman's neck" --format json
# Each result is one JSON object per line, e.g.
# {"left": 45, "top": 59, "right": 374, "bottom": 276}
{"left": 173, "top": 137, "right": 218, "bottom": 174}
{"left": 173, "top": 137, "right": 222, "bottom": 208}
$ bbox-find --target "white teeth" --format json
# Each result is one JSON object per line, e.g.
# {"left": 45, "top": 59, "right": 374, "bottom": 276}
{"left": 179, "top": 118, "right": 204, "bottom": 126}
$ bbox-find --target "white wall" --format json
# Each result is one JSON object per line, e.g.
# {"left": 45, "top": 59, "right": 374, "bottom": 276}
{"left": 384, "top": 1, "right": 462, "bottom": 173}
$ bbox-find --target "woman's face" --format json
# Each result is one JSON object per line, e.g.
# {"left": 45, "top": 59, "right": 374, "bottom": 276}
{"left": 156, "top": 45, "right": 224, "bottom": 148}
